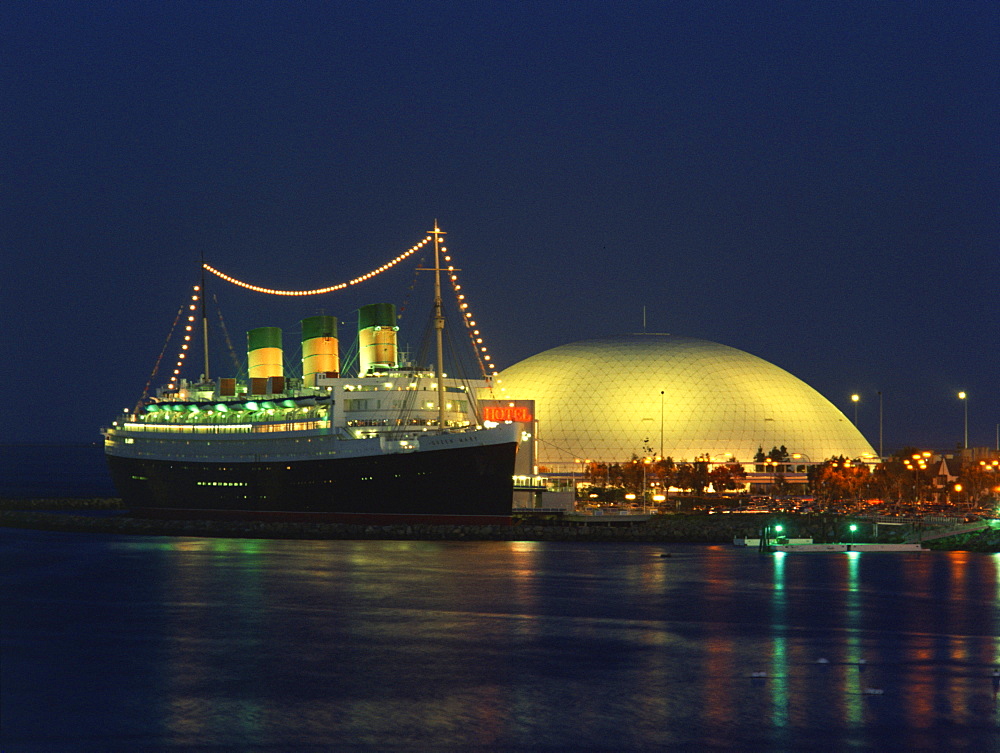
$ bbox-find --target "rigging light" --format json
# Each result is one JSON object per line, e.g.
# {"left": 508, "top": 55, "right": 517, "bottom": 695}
{"left": 202, "top": 236, "right": 432, "bottom": 295}
{"left": 177, "top": 229, "right": 505, "bottom": 389}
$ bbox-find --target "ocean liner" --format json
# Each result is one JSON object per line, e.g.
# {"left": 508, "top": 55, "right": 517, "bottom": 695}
{"left": 103, "top": 226, "right": 524, "bottom": 523}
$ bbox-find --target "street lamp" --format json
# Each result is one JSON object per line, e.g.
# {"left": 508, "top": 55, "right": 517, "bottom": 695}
{"left": 851, "top": 394, "right": 860, "bottom": 426}
{"left": 903, "top": 452, "right": 931, "bottom": 504}
{"left": 849, "top": 523, "right": 857, "bottom": 546}
{"left": 958, "top": 392, "right": 968, "bottom": 449}
{"left": 642, "top": 457, "right": 653, "bottom": 513}
{"left": 659, "top": 391, "right": 664, "bottom": 460}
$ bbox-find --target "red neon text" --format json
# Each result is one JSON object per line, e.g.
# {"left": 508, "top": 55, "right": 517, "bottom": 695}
{"left": 482, "top": 406, "right": 533, "bottom": 422}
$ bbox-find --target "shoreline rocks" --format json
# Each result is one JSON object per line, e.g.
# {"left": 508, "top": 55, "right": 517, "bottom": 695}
{"left": 1, "top": 499, "right": 997, "bottom": 550}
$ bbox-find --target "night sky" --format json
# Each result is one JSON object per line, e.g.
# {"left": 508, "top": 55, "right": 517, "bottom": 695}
{"left": 4, "top": 2, "right": 997, "bottom": 453}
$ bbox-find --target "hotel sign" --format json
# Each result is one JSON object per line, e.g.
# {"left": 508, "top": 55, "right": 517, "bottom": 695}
{"left": 483, "top": 405, "right": 533, "bottom": 422}
{"left": 481, "top": 400, "right": 534, "bottom": 423}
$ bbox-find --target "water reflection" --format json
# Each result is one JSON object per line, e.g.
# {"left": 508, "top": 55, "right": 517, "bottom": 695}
{"left": 843, "top": 551, "right": 863, "bottom": 727}
{"left": 685, "top": 547, "right": 1000, "bottom": 742}
{"left": 701, "top": 546, "right": 739, "bottom": 731}
{"left": 995, "top": 553, "right": 1000, "bottom": 667}
{"left": 769, "top": 551, "right": 788, "bottom": 729}
{"left": 163, "top": 537, "right": 266, "bottom": 747}
{"left": 145, "top": 543, "right": 1000, "bottom": 746}
{"left": 5, "top": 532, "right": 1000, "bottom": 750}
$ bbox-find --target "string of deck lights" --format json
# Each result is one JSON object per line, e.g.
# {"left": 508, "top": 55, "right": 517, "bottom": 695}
{"left": 441, "top": 247, "right": 499, "bottom": 378}
{"left": 202, "top": 237, "right": 433, "bottom": 295}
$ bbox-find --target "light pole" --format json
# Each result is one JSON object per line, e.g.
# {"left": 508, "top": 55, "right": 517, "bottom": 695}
{"left": 958, "top": 392, "right": 968, "bottom": 449}
{"left": 849, "top": 523, "right": 857, "bottom": 547}
{"left": 851, "top": 394, "right": 860, "bottom": 426}
{"left": 877, "top": 391, "right": 883, "bottom": 459}
{"left": 659, "top": 390, "right": 664, "bottom": 460}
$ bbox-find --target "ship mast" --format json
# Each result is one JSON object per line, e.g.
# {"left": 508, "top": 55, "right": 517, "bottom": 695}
{"left": 200, "top": 253, "right": 210, "bottom": 381}
{"left": 430, "top": 221, "right": 447, "bottom": 433}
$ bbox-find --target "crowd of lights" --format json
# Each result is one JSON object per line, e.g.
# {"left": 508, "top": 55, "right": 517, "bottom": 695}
{"left": 903, "top": 451, "right": 932, "bottom": 472}
{"left": 202, "top": 237, "right": 432, "bottom": 295}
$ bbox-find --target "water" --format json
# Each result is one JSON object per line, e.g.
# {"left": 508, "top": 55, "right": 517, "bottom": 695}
{"left": 2, "top": 532, "right": 999, "bottom": 751}
{"left": 0, "top": 444, "right": 115, "bottom": 498}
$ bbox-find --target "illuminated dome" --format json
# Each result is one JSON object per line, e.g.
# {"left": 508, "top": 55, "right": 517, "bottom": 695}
{"left": 492, "top": 334, "right": 876, "bottom": 468}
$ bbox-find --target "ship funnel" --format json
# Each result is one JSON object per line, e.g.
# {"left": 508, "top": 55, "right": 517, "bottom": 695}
{"left": 248, "top": 327, "right": 283, "bottom": 394}
{"left": 301, "top": 315, "right": 339, "bottom": 386}
{"left": 358, "top": 303, "right": 398, "bottom": 376}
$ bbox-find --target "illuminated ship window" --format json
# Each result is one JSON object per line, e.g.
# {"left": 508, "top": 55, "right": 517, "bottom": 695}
{"left": 345, "top": 399, "right": 381, "bottom": 412}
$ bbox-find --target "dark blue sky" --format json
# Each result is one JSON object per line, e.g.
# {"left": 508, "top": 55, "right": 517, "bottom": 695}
{"left": 4, "top": 1, "right": 997, "bottom": 452}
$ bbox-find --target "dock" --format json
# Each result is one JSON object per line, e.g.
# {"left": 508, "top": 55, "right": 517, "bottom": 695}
{"left": 733, "top": 537, "right": 813, "bottom": 547}
{"left": 769, "top": 542, "right": 924, "bottom": 552}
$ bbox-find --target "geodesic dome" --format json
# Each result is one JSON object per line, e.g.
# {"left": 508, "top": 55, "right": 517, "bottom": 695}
{"left": 491, "top": 334, "right": 876, "bottom": 469}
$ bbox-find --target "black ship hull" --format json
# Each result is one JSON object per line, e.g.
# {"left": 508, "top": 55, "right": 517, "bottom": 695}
{"left": 107, "top": 439, "right": 518, "bottom": 525}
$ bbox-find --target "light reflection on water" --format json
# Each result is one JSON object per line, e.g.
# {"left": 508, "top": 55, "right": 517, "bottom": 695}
{"left": 3, "top": 531, "right": 1000, "bottom": 750}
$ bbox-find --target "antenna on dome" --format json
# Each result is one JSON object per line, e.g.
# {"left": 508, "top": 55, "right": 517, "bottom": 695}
{"left": 642, "top": 306, "right": 647, "bottom": 332}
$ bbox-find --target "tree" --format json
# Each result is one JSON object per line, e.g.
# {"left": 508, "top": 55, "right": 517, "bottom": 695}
{"left": 956, "top": 459, "right": 1000, "bottom": 505}
{"left": 622, "top": 454, "right": 646, "bottom": 494}
{"left": 652, "top": 456, "right": 676, "bottom": 490}
{"left": 708, "top": 462, "right": 747, "bottom": 493}
{"left": 809, "top": 456, "right": 872, "bottom": 504}
{"left": 868, "top": 458, "right": 917, "bottom": 503}
{"left": 768, "top": 445, "right": 789, "bottom": 462}
{"left": 675, "top": 461, "right": 709, "bottom": 495}
{"left": 607, "top": 462, "right": 625, "bottom": 489}
{"left": 584, "top": 461, "right": 609, "bottom": 487}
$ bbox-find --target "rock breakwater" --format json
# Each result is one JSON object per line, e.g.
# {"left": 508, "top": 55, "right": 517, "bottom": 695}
{"left": 2, "top": 499, "right": 996, "bottom": 550}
